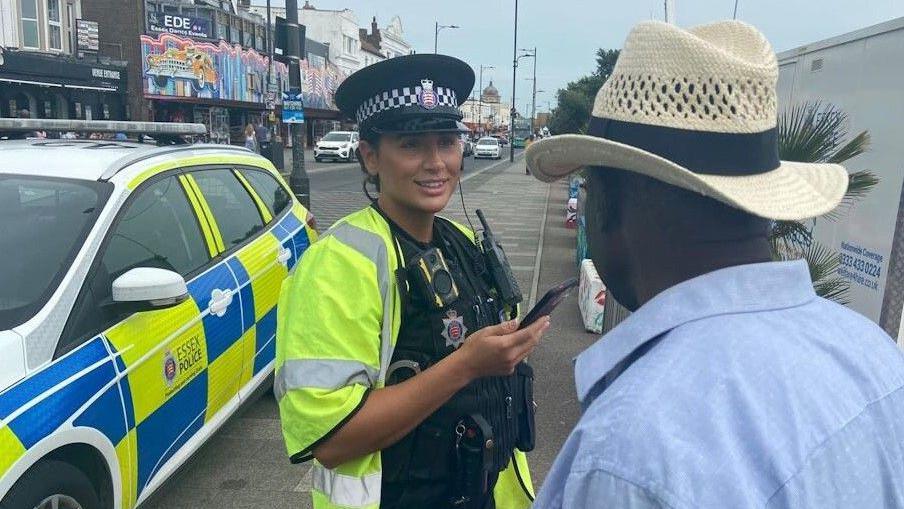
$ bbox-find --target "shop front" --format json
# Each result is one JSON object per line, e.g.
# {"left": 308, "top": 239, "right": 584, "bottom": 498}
{"left": 299, "top": 54, "right": 345, "bottom": 146}
{"left": 0, "top": 50, "right": 127, "bottom": 120}
{"left": 139, "top": 32, "right": 287, "bottom": 144}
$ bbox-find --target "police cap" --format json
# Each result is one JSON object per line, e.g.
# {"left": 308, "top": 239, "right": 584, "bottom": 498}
{"left": 335, "top": 54, "right": 475, "bottom": 135}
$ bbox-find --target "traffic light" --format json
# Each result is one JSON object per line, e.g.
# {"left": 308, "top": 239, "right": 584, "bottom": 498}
{"left": 274, "top": 17, "right": 306, "bottom": 63}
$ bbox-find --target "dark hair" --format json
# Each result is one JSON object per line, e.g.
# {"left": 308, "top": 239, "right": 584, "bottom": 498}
{"left": 358, "top": 128, "right": 381, "bottom": 199}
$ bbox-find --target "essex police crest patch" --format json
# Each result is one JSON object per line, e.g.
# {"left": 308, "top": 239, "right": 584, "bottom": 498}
{"left": 418, "top": 78, "right": 438, "bottom": 110}
{"left": 442, "top": 309, "right": 467, "bottom": 349}
{"left": 163, "top": 350, "right": 177, "bottom": 386}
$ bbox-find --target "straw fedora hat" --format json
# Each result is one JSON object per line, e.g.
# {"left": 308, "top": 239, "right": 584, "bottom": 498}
{"left": 526, "top": 20, "right": 849, "bottom": 221}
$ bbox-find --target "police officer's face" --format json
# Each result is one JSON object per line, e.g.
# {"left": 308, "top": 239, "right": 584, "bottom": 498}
{"left": 362, "top": 132, "right": 463, "bottom": 216}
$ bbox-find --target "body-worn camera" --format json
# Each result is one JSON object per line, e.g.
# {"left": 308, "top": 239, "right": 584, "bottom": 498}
{"left": 407, "top": 247, "right": 459, "bottom": 309}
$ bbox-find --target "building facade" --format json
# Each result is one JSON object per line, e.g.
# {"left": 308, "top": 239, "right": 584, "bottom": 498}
{"left": 299, "top": 37, "right": 344, "bottom": 145}
{"left": 359, "top": 16, "right": 384, "bottom": 68}
{"left": 0, "top": 0, "right": 128, "bottom": 121}
{"left": 379, "top": 16, "right": 411, "bottom": 59}
{"left": 253, "top": 2, "right": 363, "bottom": 77}
{"left": 246, "top": 3, "right": 416, "bottom": 131}
{"left": 461, "top": 80, "right": 510, "bottom": 135}
{"left": 83, "top": 0, "right": 287, "bottom": 143}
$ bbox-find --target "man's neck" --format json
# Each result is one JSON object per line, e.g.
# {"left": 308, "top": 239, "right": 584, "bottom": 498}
{"left": 633, "top": 238, "right": 774, "bottom": 307}
{"left": 376, "top": 197, "right": 434, "bottom": 243}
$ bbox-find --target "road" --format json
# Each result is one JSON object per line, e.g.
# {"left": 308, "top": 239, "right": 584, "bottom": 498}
{"left": 142, "top": 148, "right": 590, "bottom": 508}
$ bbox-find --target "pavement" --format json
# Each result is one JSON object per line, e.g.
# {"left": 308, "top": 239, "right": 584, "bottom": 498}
{"left": 142, "top": 154, "right": 595, "bottom": 508}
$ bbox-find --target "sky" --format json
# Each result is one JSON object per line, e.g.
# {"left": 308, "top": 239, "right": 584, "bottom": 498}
{"left": 258, "top": 0, "right": 904, "bottom": 115}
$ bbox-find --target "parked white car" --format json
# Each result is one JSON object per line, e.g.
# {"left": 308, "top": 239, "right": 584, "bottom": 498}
{"left": 314, "top": 131, "right": 359, "bottom": 163}
{"left": 474, "top": 137, "right": 502, "bottom": 159}
{"left": 460, "top": 135, "right": 474, "bottom": 157}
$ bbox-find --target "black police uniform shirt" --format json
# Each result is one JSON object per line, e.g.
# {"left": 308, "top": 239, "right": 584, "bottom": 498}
{"left": 377, "top": 209, "right": 515, "bottom": 508}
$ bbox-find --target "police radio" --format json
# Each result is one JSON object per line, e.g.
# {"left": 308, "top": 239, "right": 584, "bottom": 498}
{"left": 476, "top": 209, "right": 522, "bottom": 307}
{"left": 407, "top": 247, "right": 460, "bottom": 309}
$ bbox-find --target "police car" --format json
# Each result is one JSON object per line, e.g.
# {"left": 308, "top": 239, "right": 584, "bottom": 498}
{"left": 0, "top": 120, "right": 316, "bottom": 509}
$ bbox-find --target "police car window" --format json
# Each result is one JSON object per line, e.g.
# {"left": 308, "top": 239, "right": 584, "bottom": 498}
{"left": 103, "top": 176, "right": 209, "bottom": 280}
{"left": 240, "top": 169, "right": 291, "bottom": 218}
{"left": 191, "top": 169, "right": 264, "bottom": 248}
{"left": 60, "top": 176, "right": 208, "bottom": 350}
{"left": 0, "top": 176, "right": 109, "bottom": 330}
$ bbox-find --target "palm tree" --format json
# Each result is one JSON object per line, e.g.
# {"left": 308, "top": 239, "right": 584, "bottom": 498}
{"left": 774, "top": 102, "right": 879, "bottom": 304}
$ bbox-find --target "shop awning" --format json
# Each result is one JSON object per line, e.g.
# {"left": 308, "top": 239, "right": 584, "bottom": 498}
{"left": 0, "top": 77, "right": 63, "bottom": 87}
{"left": 64, "top": 84, "right": 119, "bottom": 92}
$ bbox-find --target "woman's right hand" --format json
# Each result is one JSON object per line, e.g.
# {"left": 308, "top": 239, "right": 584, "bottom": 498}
{"left": 456, "top": 317, "right": 550, "bottom": 379}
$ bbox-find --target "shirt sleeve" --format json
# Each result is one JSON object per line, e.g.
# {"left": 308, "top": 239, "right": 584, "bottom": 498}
{"left": 275, "top": 234, "right": 385, "bottom": 461}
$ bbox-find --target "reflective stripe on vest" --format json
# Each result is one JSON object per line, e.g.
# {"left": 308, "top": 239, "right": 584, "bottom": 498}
{"left": 274, "top": 359, "right": 379, "bottom": 400}
{"left": 325, "top": 222, "right": 396, "bottom": 385}
{"left": 312, "top": 463, "right": 382, "bottom": 507}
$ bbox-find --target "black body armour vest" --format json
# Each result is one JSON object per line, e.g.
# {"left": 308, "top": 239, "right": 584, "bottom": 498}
{"left": 377, "top": 210, "right": 529, "bottom": 509}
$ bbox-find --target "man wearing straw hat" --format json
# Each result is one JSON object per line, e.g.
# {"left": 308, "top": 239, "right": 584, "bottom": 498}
{"left": 528, "top": 20, "right": 904, "bottom": 508}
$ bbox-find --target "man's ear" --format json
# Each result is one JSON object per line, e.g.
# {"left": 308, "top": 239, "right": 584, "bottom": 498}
{"left": 358, "top": 140, "right": 379, "bottom": 176}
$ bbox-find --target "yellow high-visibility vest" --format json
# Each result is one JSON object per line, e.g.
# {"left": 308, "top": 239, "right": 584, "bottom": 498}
{"left": 275, "top": 206, "right": 534, "bottom": 508}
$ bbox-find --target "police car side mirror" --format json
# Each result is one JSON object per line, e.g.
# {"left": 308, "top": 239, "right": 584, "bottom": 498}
{"left": 111, "top": 267, "right": 190, "bottom": 313}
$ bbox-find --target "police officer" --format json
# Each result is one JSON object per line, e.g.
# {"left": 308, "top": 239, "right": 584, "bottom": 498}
{"left": 276, "top": 54, "right": 548, "bottom": 509}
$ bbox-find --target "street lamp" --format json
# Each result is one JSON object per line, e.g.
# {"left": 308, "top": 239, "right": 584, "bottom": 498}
{"left": 478, "top": 64, "right": 494, "bottom": 137}
{"left": 509, "top": 0, "right": 519, "bottom": 162}
{"left": 434, "top": 22, "right": 460, "bottom": 53}
{"left": 517, "top": 47, "right": 537, "bottom": 146}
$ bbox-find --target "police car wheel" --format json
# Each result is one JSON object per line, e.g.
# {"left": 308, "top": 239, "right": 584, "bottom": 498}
{"left": 0, "top": 460, "right": 101, "bottom": 509}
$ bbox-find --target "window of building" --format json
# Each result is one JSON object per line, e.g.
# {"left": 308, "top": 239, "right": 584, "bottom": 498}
{"left": 47, "top": 0, "right": 62, "bottom": 50}
{"left": 255, "top": 25, "right": 264, "bottom": 51}
{"left": 343, "top": 35, "right": 356, "bottom": 55}
{"left": 243, "top": 24, "right": 253, "bottom": 47}
{"left": 21, "top": 0, "right": 40, "bottom": 48}
{"left": 216, "top": 12, "right": 228, "bottom": 41}
{"left": 66, "top": 2, "right": 75, "bottom": 52}
{"left": 230, "top": 16, "right": 241, "bottom": 44}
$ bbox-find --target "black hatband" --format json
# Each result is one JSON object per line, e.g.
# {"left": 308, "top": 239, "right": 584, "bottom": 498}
{"left": 589, "top": 117, "right": 780, "bottom": 176}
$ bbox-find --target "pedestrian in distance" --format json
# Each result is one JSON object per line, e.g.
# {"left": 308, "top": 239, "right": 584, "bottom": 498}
{"left": 276, "top": 53, "right": 547, "bottom": 509}
{"left": 526, "top": 20, "right": 904, "bottom": 508}
{"left": 243, "top": 123, "right": 257, "bottom": 152}
{"left": 254, "top": 118, "right": 270, "bottom": 145}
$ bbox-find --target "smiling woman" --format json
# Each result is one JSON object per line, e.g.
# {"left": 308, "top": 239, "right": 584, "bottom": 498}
{"left": 275, "top": 54, "right": 543, "bottom": 509}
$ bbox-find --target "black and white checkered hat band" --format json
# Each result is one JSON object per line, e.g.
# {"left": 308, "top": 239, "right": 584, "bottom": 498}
{"left": 356, "top": 85, "right": 458, "bottom": 124}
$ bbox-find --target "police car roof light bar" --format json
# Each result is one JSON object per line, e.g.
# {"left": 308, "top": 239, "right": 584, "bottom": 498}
{"left": 0, "top": 119, "right": 207, "bottom": 136}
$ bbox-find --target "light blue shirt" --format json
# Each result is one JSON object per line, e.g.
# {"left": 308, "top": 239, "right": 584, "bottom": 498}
{"left": 535, "top": 260, "right": 904, "bottom": 508}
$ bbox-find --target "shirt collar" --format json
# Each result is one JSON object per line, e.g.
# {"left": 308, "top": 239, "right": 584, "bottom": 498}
{"left": 575, "top": 260, "right": 817, "bottom": 403}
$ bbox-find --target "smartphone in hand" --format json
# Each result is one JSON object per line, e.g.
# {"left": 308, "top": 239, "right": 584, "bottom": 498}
{"left": 518, "top": 278, "right": 579, "bottom": 330}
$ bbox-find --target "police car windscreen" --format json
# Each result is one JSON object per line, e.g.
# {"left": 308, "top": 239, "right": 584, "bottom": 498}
{"left": 0, "top": 176, "right": 109, "bottom": 330}
{"left": 321, "top": 133, "right": 352, "bottom": 142}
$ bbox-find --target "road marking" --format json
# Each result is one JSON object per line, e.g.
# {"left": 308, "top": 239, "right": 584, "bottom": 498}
{"left": 461, "top": 152, "right": 525, "bottom": 183}
{"left": 528, "top": 183, "right": 552, "bottom": 310}
{"left": 308, "top": 161, "right": 360, "bottom": 174}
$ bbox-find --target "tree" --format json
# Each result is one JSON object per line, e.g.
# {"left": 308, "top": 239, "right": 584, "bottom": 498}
{"left": 547, "top": 49, "right": 619, "bottom": 134}
{"left": 594, "top": 49, "right": 619, "bottom": 79}
{"left": 774, "top": 102, "right": 879, "bottom": 304}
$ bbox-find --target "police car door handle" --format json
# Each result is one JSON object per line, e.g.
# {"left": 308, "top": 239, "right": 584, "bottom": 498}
{"left": 277, "top": 246, "right": 292, "bottom": 265}
{"left": 209, "top": 288, "right": 233, "bottom": 317}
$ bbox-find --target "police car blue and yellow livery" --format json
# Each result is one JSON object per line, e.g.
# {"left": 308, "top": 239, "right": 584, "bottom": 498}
{"left": 0, "top": 134, "right": 316, "bottom": 509}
